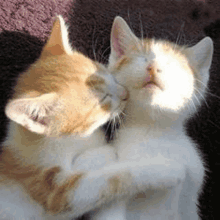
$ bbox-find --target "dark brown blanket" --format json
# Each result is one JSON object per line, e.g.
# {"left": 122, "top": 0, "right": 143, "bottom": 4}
{"left": 0, "top": 0, "right": 220, "bottom": 219}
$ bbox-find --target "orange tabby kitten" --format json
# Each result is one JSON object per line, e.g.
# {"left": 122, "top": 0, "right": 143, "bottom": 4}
{"left": 0, "top": 16, "right": 128, "bottom": 219}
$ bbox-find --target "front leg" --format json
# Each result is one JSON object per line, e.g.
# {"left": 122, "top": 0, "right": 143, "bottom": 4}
{"left": 24, "top": 156, "right": 185, "bottom": 219}
{"left": 89, "top": 201, "right": 127, "bottom": 220}
{"left": 1, "top": 149, "right": 185, "bottom": 219}
{"left": 69, "top": 157, "right": 186, "bottom": 218}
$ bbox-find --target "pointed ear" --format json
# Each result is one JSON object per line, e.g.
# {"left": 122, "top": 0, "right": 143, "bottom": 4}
{"left": 42, "top": 15, "right": 72, "bottom": 56}
{"left": 109, "top": 16, "right": 140, "bottom": 66}
{"left": 5, "top": 93, "right": 59, "bottom": 135}
{"left": 187, "top": 37, "right": 213, "bottom": 91}
{"left": 188, "top": 37, "right": 213, "bottom": 71}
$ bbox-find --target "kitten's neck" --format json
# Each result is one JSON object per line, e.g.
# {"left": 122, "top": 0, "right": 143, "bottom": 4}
{"left": 123, "top": 100, "right": 192, "bottom": 131}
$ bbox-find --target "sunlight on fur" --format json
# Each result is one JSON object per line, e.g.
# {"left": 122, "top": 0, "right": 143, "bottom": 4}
{"left": 101, "top": 16, "right": 213, "bottom": 220}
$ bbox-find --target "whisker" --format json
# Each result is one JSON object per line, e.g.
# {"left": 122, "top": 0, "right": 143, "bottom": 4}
{"left": 174, "top": 21, "right": 185, "bottom": 50}
{"left": 92, "top": 22, "right": 97, "bottom": 61}
{"left": 194, "top": 87, "right": 209, "bottom": 109}
{"left": 120, "top": 111, "right": 134, "bottom": 123}
{"left": 189, "top": 97, "right": 198, "bottom": 113}
{"left": 105, "top": 119, "right": 112, "bottom": 137}
{"left": 119, "top": 113, "right": 126, "bottom": 129}
{"left": 208, "top": 119, "right": 220, "bottom": 129}
{"left": 139, "top": 11, "right": 144, "bottom": 53}
{"left": 206, "top": 92, "right": 220, "bottom": 101}
{"left": 110, "top": 117, "right": 116, "bottom": 141}
{"left": 99, "top": 45, "right": 111, "bottom": 64}
{"left": 108, "top": 118, "right": 113, "bottom": 142}
{"left": 187, "top": 101, "right": 199, "bottom": 118}
{"left": 98, "top": 52, "right": 108, "bottom": 64}
{"left": 186, "top": 36, "right": 200, "bottom": 47}
{"left": 195, "top": 78, "right": 220, "bottom": 100}
{"left": 127, "top": 8, "right": 142, "bottom": 52}
{"left": 120, "top": 111, "right": 127, "bottom": 117}
{"left": 193, "top": 92, "right": 202, "bottom": 107}
{"left": 127, "top": 8, "right": 133, "bottom": 32}
{"left": 114, "top": 117, "right": 118, "bottom": 139}
{"left": 194, "top": 78, "right": 208, "bottom": 89}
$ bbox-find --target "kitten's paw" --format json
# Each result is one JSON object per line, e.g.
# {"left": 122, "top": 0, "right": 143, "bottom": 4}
{"left": 69, "top": 169, "right": 132, "bottom": 217}
{"left": 150, "top": 161, "right": 186, "bottom": 189}
{"left": 128, "top": 159, "right": 186, "bottom": 191}
{"left": 104, "top": 170, "right": 133, "bottom": 197}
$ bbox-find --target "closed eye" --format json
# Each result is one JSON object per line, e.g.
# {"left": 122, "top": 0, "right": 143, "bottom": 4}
{"left": 100, "top": 94, "right": 112, "bottom": 103}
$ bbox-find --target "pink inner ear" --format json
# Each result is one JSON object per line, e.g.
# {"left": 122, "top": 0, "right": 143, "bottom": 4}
{"left": 39, "top": 118, "right": 50, "bottom": 126}
{"left": 112, "top": 24, "right": 125, "bottom": 59}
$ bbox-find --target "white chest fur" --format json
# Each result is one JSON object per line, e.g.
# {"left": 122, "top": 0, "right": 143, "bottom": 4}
{"left": 114, "top": 123, "right": 205, "bottom": 220}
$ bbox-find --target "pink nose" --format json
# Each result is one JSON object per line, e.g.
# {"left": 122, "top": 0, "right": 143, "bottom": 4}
{"left": 146, "top": 64, "right": 155, "bottom": 75}
{"left": 147, "top": 64, "right": 161, "bottom": 74}
{"left": 120, "top": 88, "right": 129, "bottom": 101}
{"left": 147, "top": 64, "right": 153, "bottom": 71}
{"left": 145, "top": 64, "right": 154, "bottom": 82}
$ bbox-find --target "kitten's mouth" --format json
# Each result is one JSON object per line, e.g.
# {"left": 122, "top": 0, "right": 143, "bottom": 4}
{"left": 142, "top": 81, "right": 162, "bottom": 90}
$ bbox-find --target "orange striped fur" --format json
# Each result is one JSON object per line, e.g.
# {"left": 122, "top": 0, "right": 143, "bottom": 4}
{"left": 0, "top": 149, "right": 83, "bottom": 214}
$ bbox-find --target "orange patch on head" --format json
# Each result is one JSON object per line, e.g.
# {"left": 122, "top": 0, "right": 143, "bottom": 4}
{"left": 59, "top": 110, "right": 93, "bottom": 135}
{"left": 85, "top": 75, "right": 105, "bottom": 87}
{"left": 115, "top": 56, "right": 131, "bottom": 71}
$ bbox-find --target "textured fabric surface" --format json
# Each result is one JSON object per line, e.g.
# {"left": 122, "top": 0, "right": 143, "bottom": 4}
{"left": 0, "top": 0, "right": 220, "bottom": 219}
{"left": 0, "top": 0, "right": 71, "bottom": 40}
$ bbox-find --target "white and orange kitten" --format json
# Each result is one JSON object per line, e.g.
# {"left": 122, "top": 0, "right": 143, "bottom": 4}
{"left": 69, "top": 16, "right": 213, "bottom": 220}
{"left": 0, "top": 16, "right": 128, "bottom": 220}
{"left": 108, "top": 16, "right": 213, "bottom": 220}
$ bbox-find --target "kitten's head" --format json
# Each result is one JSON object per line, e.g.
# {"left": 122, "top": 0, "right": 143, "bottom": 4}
{"left": 5, "top": 16, "right": 128, "bottom": 137}
{"left": 109, "top": 16, "right": 213, "bottom": 116}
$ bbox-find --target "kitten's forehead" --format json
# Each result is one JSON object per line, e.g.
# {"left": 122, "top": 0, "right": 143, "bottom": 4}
{"left": 141, "top": 39, "right": 194, "bottom": 74}
{"left": 15, "top": 51, "right": 102, "bottom": 95}
{"left": 144, "top": 39, "right": 184, "bottom": 57}
{"left": 114, "top": 39, "right": 192, "bottom": 74}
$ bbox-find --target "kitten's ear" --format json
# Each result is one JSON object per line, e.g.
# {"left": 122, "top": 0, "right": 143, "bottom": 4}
{"left": 42, "top": 15, "right": 72, "bottom": 56}
{"left": 188, "top": 37, "right": 213, "bottom": 71}
{"left": 187, "top": 37, "right": 213, "bottom": 87}
{"left": 109, "top": 16, "right": 140, "bottom": 66}
{"left": 5, "top": 93, "right": 59, "bottom": 135}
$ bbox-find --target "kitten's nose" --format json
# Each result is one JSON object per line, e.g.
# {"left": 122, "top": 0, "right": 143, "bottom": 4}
{"left": 147, "top": 64, "right": 161, "bottom": 75}
{"left": 147, "top": 64, "right": 155, "bottom": 77}
{"left": 144, "top": 64, "right": 155, "bottom": 83}
{"left": 119, "top": 86, "right": 129, "bottom": 101}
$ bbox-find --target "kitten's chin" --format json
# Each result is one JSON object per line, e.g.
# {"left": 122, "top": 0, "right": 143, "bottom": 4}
{"left": 135, "top": 96, "right": 184, "bottom": 118}
{"left": 137, "top": 87, "right": 160, "bottom": 104}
